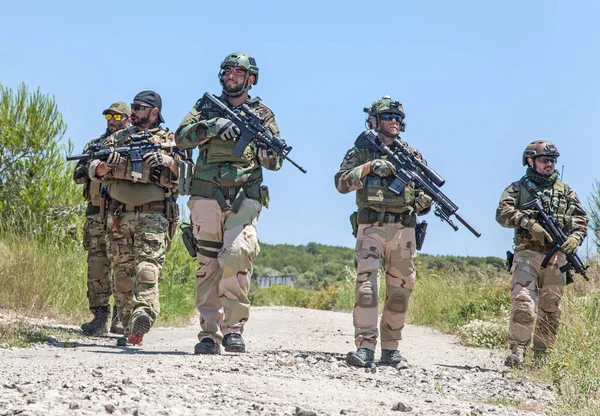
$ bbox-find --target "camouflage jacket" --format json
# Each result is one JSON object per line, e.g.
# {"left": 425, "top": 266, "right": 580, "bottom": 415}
{"left": 174, "top": 93, "right": 283, "bottom": 190}
{"left": 335, "top": 131, "right": 432, "bottom": 218}
{"left": 496, "top": 174, "right": 588, "bottom": 253}
{"left": 73, "top": 129, "right": 110, "bottom": 206}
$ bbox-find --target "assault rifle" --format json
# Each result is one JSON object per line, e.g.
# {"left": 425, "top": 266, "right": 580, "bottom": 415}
{"left": 362, "top": 131, "right": 481, "bottom": 237}
{"left": 67, "top": 131, "right": 185, "bottom": 182}
{"left": 522, "top": 198, "right": 589, "bottom": 281}
{"left": 203, "top": 92, "right": 307, "bottom": 173}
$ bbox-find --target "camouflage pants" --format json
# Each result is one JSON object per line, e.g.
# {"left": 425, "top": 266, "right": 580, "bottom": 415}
{"left": 82, "top": 213, "right": 112, "bottom": 310}
{"left": 188, "top": 196, "right": 261, "bottom": 344}
{"left": 353, "top": 223, "right": 416, "bottom": 351}
{"left": 105, "top": 211, "right": 168, "bottom": 331}
{"left": 508, "top": 249, "right": 566, "bottom": 351}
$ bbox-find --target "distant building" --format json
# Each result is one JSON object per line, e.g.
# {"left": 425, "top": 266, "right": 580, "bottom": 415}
{"left": 256, "top": 275, "right": 294, "bottom": 289}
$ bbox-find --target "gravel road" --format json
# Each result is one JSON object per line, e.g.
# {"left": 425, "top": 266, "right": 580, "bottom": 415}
{"left": 0, "top": 306, "right": 554, "bottom": 415}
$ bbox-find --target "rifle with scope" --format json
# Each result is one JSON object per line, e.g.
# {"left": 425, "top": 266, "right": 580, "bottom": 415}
{"left": 362, "top": 130, "right": 481, "bottom": 237}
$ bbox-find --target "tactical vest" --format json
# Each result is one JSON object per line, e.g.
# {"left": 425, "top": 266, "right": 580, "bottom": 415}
{"left": 514, "top": 176, "right": 574, "bottom": 250}
{"left": 108, "top": 127, "right": 177, "bottom": 190}
{"left": 195, "top": 95, "right": 262, "bottom": 165}
{"left": 354, "top": 138, "right": 418, "bottom": 226}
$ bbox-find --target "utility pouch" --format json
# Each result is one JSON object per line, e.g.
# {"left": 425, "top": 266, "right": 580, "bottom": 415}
{"left": 180, "top": 223, "right": 197, "bottom": 258}
{"left": 259, "top": 185, "right": 270, "bottom": 208}
{"left": 506, "top": 250, "right": 514, "bottom": 272}
{"left": 350, "top": 211, "right": 358, "bottom": 237}
{"left": 415, "top": 220, "right": 428, "bottom": 251}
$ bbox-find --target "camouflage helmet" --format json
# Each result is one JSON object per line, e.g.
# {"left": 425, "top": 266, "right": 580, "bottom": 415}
{"left": 218, "top": 52, "right": 259, "bottom": 96}
{"left": 363, "top": 96, "right": 406, "bottom": 132}
{"left": 522, "top": 140, "right": 560, "bottom": 166}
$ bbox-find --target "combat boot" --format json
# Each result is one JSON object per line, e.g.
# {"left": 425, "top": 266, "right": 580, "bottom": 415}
{"left": 194, "top": 338, "right": 221, "bottom": 355}
{"left": 381, "top": 349, "right": 408, "bottom": 368}
{"left": 127, "top": 312, "right": 152, "bottom": 346}
{"left": 110, "top": 305, "right": 125, "bottom": 335}
{"left": 81, "top": 306, "right": 110, "bottom": 336}
{"left": 223, "top": 333, "right": 246, "bottom": 353}
{"left": 346, "top": 348, "right": 374, "bottom": 368}
{"left": 505, "top": 344, "right": 527, "bottom": 368}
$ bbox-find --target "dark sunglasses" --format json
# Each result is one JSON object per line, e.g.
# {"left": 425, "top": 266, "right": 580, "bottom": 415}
{"left": 130, "top": 103, "right": 153, "bottom": 111}
{"left": 537, "top": 156, "right": 557, "bottom": 164}
{"left": 105, "top": 113, "right": 127, "bottom": 121}
{"left": 379, "top": 113, "right": 404, "bottom": 122}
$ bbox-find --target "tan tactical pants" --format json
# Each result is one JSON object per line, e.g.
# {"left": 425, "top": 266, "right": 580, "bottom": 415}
{"left": 105, "top": 211, "right": 167, "bottom": 331}
{"left": 82, "top": 213, "right": 112, "bottom": 310}
{"left": 353, "top": 223, "right": 416, "bottom": 351}
{"left": 509, "top": 249, "right": 566, "bottom": 351}
{"left": 188, "top": 196, "right": 261, "bottom": 344}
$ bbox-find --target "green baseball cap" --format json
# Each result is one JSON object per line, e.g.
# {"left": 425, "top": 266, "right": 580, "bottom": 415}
{"left": 102, "top": 101, "right": 131, "bottom": 117}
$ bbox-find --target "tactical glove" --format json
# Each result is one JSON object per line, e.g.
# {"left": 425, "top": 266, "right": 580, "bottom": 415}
{"left": 415, "top": 191, "right": 433, "bottom": 215}
{"left": 525, "top": 221, "right": 552, "bottom": 244}
{"left": 371, "top": 159, "right": 396, "bottom": 177}
{"left": 105, "top": 152, "right": 124, "bottom": 168}
{"left": 257, "top": 147, "right": 274, "bottom": 159}
{"left": 143, "top": 152, "right": 174, "bottom": 167}
{"left": 561, "top": 236, "right": 580, "bottom": 254}
{"left": 214, "top": 117, "right": 240, "bottom": 141}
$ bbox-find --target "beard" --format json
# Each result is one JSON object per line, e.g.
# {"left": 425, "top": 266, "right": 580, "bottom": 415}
{"left": 223, "top": 80, "right": 246, "bottom": 96}
{"left": 379, "top": 126, "right": 398, "bottom": 139}
{"left": 131, "top": 115, "right": 149, "bottom": 127}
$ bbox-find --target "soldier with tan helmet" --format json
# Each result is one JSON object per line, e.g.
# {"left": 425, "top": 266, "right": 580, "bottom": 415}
{"left": 73, "top": 101, "right": 130, "bottom": 336}
{"left": 496, "top": 140, "right": 588, "bottom": 367}
{"left": 175, "top": 52, "right": 284, "bottom": 355}
{"left": 335, "top": 96, "right": 433, "bottom": 368}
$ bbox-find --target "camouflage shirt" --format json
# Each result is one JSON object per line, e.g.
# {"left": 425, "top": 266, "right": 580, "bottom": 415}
{"left": 496, "top": 174, "right": 588, "bottom": 252}
{"left": 73, "top": 129, "right": 110, "bottom": 204}
{"left": 174, "top": 93, "right": 283, "bottom": 189}
{"left": 335, "top": 132, "right": 432, "bottom": 217}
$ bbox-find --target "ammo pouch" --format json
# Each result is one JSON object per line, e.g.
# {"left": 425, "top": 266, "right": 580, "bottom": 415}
{"left": 415, "top": 221, "right": 428, "bottom": 251}
{"left": 180, "top": 223, "right": 197, "bottom": 258}
{"left": 191, "top": 180, "right": 267, "bottom": 213}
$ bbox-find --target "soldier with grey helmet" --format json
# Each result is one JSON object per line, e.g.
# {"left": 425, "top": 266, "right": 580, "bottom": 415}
{"left": 335, "top": 96, "right": 433, "bottom": 368}
{"left": 88, "top": 90, "right": 182, "bottom": 346}
{"left": 175, "top": 52, "right": 284, "bottom": 355}
{"left": 496, "top": 140, "right": 588, "bottom": 367}
{"left": 73, "top": 101, "right": 130, "bottom": 336}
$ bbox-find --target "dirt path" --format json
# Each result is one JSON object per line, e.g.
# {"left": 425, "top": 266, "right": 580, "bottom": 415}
{"left": 0, "top": 307, "right": 554, "bottom": 415}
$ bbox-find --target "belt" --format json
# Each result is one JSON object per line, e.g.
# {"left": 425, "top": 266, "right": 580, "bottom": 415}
{"left": 122, "top": 201, "right": 165, "bottom": 213}
{"left": 357, "top": 208, "right": 406, "bottom": 225}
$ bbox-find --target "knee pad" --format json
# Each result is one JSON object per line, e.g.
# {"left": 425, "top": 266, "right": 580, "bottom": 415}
{"left": 385, "top": 293, "right": 407, "bottom": 314}
{"left": 357, "top": 285, "right": 377, "bottom": 308}
{"left": 139, "top": 266, "right": 158, "bottom": 284}
{"left": 512, "top": 294, "right": 535, "bottom": 325}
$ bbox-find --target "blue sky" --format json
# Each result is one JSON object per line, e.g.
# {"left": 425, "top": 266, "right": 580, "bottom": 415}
{"left": 2, "top": 1, "right": 599, "bottom": 258}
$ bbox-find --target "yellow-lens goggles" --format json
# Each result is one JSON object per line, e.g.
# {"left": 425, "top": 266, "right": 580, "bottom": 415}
{"left": 105, "top": 113, "right": 126, "bottom": 121}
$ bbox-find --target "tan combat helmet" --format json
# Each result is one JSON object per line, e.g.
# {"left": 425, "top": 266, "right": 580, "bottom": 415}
{"left": 522, "top": 140, "right": 560, "bottom": 166}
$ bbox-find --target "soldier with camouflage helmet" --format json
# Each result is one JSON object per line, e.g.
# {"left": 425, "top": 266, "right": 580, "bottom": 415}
{"left": 335, "top": 96, "right": 433, "bottom": 368}
{"left": 496, "top": 140, "right": 588, "bottom": 367}
{"left": 88, "top": 90, "right": 182, "bottom": 346}
{"left": 73, "top": 101, "right": 130, "bottom": 336}
{"left": 175, "top": 52, "right": 284, "bottom": 355}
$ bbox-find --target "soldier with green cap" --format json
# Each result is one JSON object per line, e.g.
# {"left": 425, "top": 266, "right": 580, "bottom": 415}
{"left": 175, "top": 52, "right": 284, "bottom": 355}
{"left": 88, "top": 90, "right": 182, "bottom": 346}
{"left": 335, "top": 96, "right": 433, "bottom": 368}
{"left": 74, "top": 101, "right": 130, "bottom": 336}
{"left": 496, "top": 140, "right": 588, "bottom": 367}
